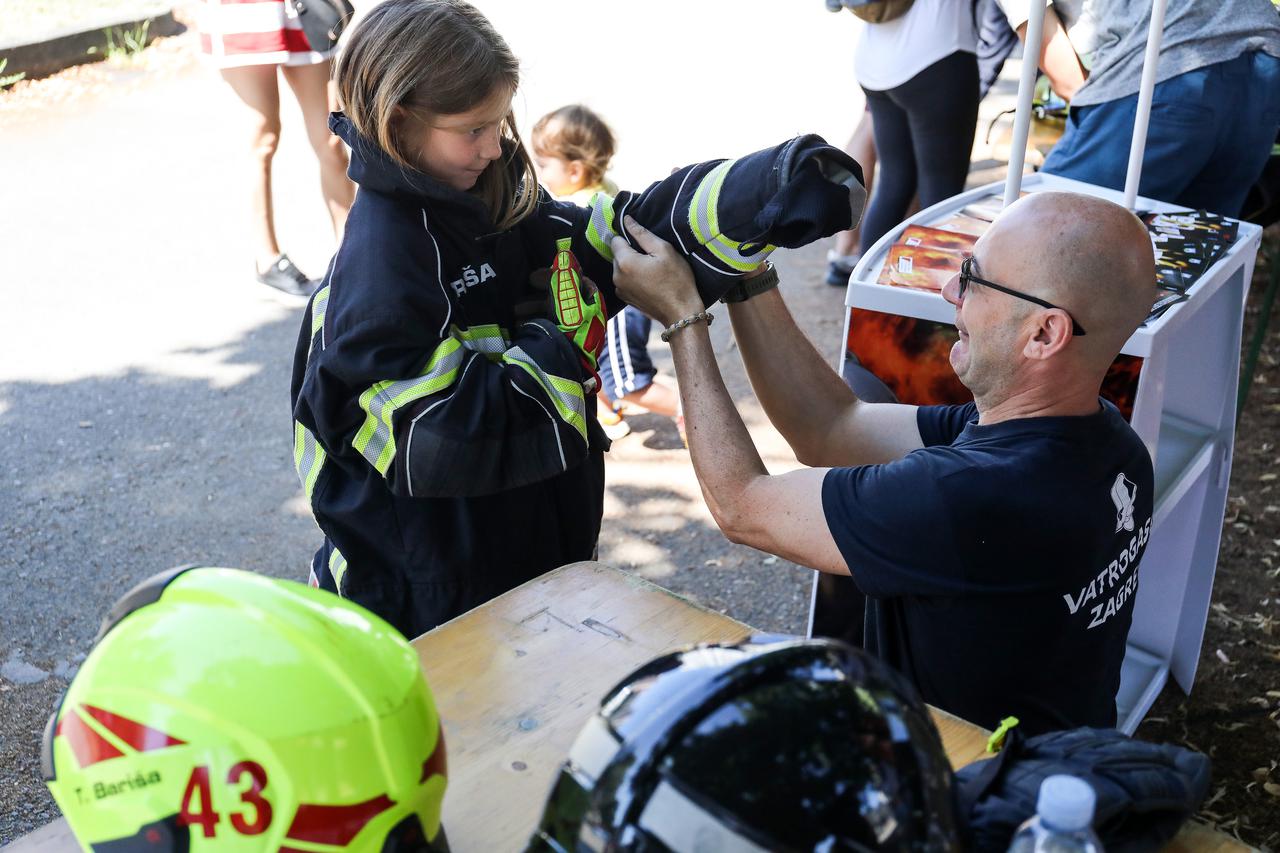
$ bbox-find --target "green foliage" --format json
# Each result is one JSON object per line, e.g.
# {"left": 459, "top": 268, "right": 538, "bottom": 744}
{"left": 0, "top": 58, "right": 26, "bottom": 89}
{"left": 87, "top": 18, "right": 150, "bottom": 63}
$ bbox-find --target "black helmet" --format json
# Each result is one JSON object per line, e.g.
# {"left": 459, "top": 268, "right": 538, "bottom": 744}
{"left": 527, "top": 636, "right": 960, "bottom": 852}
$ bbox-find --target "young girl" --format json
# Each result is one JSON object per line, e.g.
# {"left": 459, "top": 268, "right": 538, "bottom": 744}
{"left": 291, "top": 0, "right": 862, "bottom": 636}
{"left": 532, "top": 105, "right": 683, "bottom": 443}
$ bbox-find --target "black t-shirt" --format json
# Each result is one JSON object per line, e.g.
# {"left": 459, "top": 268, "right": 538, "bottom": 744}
{"left": 821, "top": 400, "right": 1154, "bottom": 735}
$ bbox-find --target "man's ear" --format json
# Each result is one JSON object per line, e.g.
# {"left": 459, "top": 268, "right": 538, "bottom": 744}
{"left": 567, "top": 160, "right": 587, "bottom": 185}
{"left": 1023, "top": 311, "right": 1073, "bottom": 360}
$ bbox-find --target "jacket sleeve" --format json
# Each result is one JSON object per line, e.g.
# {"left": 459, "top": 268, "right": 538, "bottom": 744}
{"left": 519, "top": 134, "right": 867, "bottom": 308}
{"left": 293, "top": 246, "right": 597, "bottom": 501}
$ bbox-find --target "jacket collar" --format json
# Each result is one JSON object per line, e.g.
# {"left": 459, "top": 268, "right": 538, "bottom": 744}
{"left": 330, "top": 111, "right": 493, "bottom": 224}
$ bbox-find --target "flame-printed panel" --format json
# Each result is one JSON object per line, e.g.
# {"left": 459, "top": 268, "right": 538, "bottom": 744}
{"left": 846, "top": 308, "right": 1142, "bottom": 420}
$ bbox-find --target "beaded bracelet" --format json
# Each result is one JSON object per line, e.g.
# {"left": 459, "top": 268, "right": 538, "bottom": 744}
{"left": 660, "top": 310, "right": 715, "bottom": 342}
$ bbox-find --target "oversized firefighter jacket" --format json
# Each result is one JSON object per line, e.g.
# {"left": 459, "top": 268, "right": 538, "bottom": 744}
{"left": 291, "top": 112, "right": 864, "bottom": 637}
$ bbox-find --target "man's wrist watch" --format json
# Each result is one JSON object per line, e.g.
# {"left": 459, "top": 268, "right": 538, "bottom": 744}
{"left": 719, "top": 262, "right": 780, "bottom": 304}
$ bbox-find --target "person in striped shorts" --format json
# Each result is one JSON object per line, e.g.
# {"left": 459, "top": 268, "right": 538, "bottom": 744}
{"left": 197, "top": 0, "right": 355, "bottom": 296}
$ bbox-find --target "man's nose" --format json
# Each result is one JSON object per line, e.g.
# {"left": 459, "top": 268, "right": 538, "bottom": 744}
{"left": 941, "top": 273, "right": 961, "bottom": 306}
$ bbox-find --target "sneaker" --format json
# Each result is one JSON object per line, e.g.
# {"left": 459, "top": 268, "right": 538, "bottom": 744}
{"left": 257, "top": 253, "right": 318, "bottom": 297}
{"left": 597, "top": 405, "right": 631, "bottom": 440}
{"left": 825, "top": 251, "right": 860, "bottom": 287}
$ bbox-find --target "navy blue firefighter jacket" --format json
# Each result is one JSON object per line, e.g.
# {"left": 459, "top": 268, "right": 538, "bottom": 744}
{"left": 290, "top": 112, "right": 864, "bottom": 637}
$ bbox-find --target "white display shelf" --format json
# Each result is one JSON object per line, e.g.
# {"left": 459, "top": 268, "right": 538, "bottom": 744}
{"left": 1153, "top": 415, "right": 1215, "bottom": 523}
{"left": 814, "top": 172, "right": 1263, "bottom": 734}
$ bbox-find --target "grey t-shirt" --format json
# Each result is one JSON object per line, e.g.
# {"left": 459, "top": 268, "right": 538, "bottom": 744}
{"left": 999, "top": 0, "right": 1280, "bottom": 107}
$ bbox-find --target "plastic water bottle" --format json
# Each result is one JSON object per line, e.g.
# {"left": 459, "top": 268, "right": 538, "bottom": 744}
{"left": 1007, "top": 775, "right": 1104, "bottom": 852}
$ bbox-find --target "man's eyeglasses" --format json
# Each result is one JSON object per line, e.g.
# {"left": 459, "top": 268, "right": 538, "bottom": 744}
{"left": 958, "top": 256, "right": 1086, "bottom": 337}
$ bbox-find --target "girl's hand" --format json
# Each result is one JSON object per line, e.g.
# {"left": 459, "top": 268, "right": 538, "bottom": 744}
{"left": 611, "top": 216, "right": 702, "bottom": 326}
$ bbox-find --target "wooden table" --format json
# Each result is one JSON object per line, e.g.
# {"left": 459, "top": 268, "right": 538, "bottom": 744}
{"left": 5, "top": 562, "right": 1249, "bottom": 852}
{"left": 415, "top": 561, "right": 1247, "bottom": 852}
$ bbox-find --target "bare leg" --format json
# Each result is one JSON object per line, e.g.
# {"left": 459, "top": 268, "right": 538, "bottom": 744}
{"left": 220, "top": 64, "right": 283, "bottom": 271}
{"left": 619, "top": 379, "right": 681, "bottom": 420}
{"left": 282, "top": 60, "right": 354, "bottom": 239}
{"left": 834, "top": 109, "right": 877, "bottom": 258}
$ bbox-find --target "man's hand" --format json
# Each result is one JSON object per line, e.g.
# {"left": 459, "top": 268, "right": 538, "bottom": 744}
{"left": 611, "top": 216, "right": 703, "bottom": 326}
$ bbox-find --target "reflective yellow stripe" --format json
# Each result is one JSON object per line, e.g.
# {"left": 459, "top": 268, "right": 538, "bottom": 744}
{"left": 987, "top": 717, "right": 1020, "bottom": 754}
{"left": 293, "top": 421, "right": 327, "bottom": 500}
{"left": 454, "top": 323, "right": 507, "bottom": 362}
{"left": 352, "top": 337, "right": 465, "bottom": 476}
{"left": 294, "top": 285, "right": 332, "bottom": 498}
{"left": 328, "top": 546, "right": 348, "bottom": 595}
{"left": 585, "top": 192, "right": 617, "bottom": 262}
{"left": 688, "top": 161, "right": 777, "bottom": 272}
{"left": 310, "top": 284, "right": 329, "bottom": 351}
{"left": 503, "top": 346, "right": 587, "bottom": 442}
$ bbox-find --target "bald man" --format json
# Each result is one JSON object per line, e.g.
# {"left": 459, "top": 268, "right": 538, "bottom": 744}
{"left": 610, "top": 192, "right": 1159, "bottom": 735}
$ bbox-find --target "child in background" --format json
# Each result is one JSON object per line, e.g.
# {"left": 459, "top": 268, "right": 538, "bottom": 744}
{"left": 532, "top": 105, "right": 683, "bottom": 442}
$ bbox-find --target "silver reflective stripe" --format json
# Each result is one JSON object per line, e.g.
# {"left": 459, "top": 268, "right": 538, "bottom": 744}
{"left": 639, "top": 780, "right": 771, "bottom": 853}
{"left": 309, "top": 284, "right": 330, "bottom": 357}
{"left": 328, "top": 547, "right": 348, "bottom": 595}
{"left": 691, "top": 161, "right": 732, "bottom": 250}
{"left": 567, "top": 715, "right": 620, "bottom": 783}
{"left": 504, "top": 345, "right": 587, "bottom": 442}
{"left": 455, "top": 324, "right": 508, "bottom": 359}
{"left": 295, "top": 287, "right": 330, "bottom": 498}
{"left": 688, "top": 160, "right": 776, "bottom": 273}
{"left": 353, "top": 338, "right": 466, "bottom": 475}
{"left": 293, "top": 421, "right": 327, "bottom": 500}
{"left": 585, "top": 192, "right": 618, "bottom": 261}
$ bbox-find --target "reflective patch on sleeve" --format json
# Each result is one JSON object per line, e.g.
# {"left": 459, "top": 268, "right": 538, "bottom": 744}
{"left": 352, "top": 337, "right": 465, "bottom": 476}
{"left": 453, "top": 323, "right": 508, "bottom": 362}
{"left": 585, "top": 192, "right": 618, "bottom": 262}
{"left": 295, "top": 286, "right": 332, "bottom": 498}
{"left": 503, "top": 345, "right": 587, "bottom": 443}
{"left": 309, "top": 284, "right": 329, "bottom": 354}
{"left": 293, "top": 421, "right": 328, "bottom": 501}
{"left": 328, "top": 546, "right": 348, "bottom": 595}
{"left": 688, "top": 160, "right": 776, "bottom": 272}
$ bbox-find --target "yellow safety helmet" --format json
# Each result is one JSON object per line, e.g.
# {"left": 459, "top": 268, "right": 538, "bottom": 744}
{"left": 42, "top": 566, "right": 448, "bottom": 851}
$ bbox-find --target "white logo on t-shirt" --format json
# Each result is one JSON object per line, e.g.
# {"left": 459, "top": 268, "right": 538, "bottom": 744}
{"left": 1110, "top": 473, "right": 1137, "bottom": 533}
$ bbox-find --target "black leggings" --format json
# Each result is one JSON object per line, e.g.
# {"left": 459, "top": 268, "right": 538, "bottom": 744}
{"left": 859, "top": 51, "right": 980, "bottom": 254}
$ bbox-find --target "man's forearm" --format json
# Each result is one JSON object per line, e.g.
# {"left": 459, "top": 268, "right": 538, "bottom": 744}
{"left": 728, "top": 289, "right": 861, "bottom": 465}
{"left": 1018, "top": 8, "right": 1086, "bottom": 101}
{"left": 665, "top": 321, "right": 769, "bottom": 537}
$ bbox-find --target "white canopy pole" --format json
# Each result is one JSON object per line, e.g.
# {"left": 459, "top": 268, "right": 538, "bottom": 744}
{"left": 1122, "top": 0, "right": 1169, "bottom": 209}
{"left": 1003, "top": 0, "right": 1047, "bottom": 207}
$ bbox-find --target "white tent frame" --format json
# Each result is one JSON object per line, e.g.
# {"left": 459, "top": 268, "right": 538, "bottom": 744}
{"left": 1003, "top": 0, "right": 1171, "bottom": 210}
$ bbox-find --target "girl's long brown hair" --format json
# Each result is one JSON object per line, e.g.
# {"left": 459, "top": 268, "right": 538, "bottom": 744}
{"left": 335, "top": 0, "right": 538, "bottom": 230}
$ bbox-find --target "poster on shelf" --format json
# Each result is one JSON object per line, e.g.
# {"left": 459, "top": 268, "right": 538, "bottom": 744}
{"left": 844, "top": 307, "right": 1144, "bottom": 420}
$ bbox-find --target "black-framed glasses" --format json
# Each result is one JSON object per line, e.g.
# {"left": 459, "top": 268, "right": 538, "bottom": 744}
{"left": 959, "top": 256, "right": 1086, "bottom": 337}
